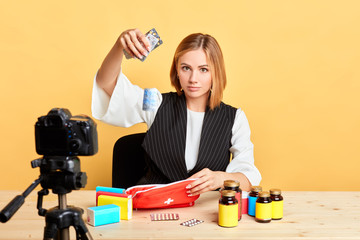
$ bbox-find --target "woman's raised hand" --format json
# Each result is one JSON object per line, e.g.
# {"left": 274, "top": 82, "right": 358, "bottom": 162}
{"left": 119, "top": 28, "right": 151, "bottom": 60}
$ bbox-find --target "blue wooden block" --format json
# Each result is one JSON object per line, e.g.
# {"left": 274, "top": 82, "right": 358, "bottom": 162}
{"left": 96, "top": 186, "right": 125, "bottom": 194}
{"left": 87, "top": 204, "right": 120, "bottom": 227}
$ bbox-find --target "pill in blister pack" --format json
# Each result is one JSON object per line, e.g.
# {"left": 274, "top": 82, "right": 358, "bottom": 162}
{"left": 150, "top": 213, "right": 179, "bottom": 221}
{"left": 180, "top": 219, "right": 204, "bottom": 227}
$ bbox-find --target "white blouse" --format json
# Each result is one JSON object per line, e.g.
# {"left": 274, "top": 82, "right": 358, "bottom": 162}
{"left": 91, "top": 71, "right": 261, "bottom": 186}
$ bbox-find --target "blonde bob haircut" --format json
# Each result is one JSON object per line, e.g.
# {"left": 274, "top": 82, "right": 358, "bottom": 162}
{"left": 170, "top": 33, "right": 226, "bottom": 110}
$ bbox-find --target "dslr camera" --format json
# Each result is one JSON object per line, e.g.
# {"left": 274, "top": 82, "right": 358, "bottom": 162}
{"left": 35, "top": 108, "right": 98, "bottom": 156}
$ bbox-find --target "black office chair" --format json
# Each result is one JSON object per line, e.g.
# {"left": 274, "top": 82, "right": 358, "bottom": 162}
{"left": 112, "top": 133, "right": 147, "bottom": 189}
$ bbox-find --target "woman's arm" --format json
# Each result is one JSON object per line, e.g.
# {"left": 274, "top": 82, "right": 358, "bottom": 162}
{"left": 92, "top": 28, "right": 160, "bottom": 127}
{"left": 96, "top": 29, "right": 151, "bottom": 97}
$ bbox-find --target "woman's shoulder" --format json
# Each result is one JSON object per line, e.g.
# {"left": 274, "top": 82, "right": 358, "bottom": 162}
{"left": 161, "top": 92, "right": 177, "bottom": 98}
{"left": 219, "top": 101, "right": 238, "bottom": 114}
{"left": 161, "top": 92, "right": 181, "bottom": 98}
{"left": 160, "top": 92, "right": 185, "bottom": 104}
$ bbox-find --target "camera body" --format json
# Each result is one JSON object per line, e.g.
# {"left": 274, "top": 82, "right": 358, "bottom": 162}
{"left": 35, "top": 108, "right": 98, "bottom": 156}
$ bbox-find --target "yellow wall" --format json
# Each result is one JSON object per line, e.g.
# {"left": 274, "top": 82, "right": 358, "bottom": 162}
{"left": 0, "top": 0, "right": 359, "bottom": 191}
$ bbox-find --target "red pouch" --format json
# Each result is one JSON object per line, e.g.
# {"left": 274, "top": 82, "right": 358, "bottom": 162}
{"left": 125, "top": 179, "right": 200, "bottom": 209}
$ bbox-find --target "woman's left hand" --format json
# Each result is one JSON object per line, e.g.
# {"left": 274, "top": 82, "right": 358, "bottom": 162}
{"left": 186, "top": 168, "right": 225, "bottom": 196}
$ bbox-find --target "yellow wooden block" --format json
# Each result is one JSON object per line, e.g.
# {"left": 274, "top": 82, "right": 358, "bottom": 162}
{"left": 98, "top": 195, "right": 132, "bottom": 220}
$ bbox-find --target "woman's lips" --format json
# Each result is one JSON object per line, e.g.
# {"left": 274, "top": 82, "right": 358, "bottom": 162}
{"left": 188, "top": 86, "right": 200, "bottom": 92}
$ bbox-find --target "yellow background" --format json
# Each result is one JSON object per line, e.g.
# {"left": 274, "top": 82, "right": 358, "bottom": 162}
{"left": 0, "top": 1, "right": 359, "bottom": 191}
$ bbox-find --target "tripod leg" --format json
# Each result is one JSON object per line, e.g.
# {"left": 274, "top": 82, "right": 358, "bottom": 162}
{"left": 58, "top": 194, "right": 70, "bottom": 240}
{"left": 73, "top": 210, "right": 93, "bottom": 240}
{"left": 43, "top": 211, "right": 91, "bottom": 240}
{"left": 42, "top": 193, "right": 93, "bottom": 240}
{"left": 43, "top": 207, "right": 71, "bottom": 240}
{"left": 43, "top": 221, "right": 59, "bottom": 240}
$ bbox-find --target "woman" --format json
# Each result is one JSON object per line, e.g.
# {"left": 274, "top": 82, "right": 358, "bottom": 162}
{"left": 92, "top": 28, "right": 261, "bottom": 195}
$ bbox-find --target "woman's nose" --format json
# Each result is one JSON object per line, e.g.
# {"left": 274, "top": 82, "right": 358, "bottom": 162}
{"left": 189, "top": 71, "right": 198, "bottom": 83}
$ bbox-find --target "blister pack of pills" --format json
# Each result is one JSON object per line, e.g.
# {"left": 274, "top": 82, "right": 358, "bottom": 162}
{"left": 180, "top": 219, "right": 204, "bottom": 227}
{"left": 124, "top": 28, "right": 163, "bottom": 61}
{"left": 150, "top": 213, "right": 179, "bottom": 221}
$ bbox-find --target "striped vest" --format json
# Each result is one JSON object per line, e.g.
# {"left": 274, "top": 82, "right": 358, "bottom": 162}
{"left": 141, "top": 92, "right": 237, "bottom": 184}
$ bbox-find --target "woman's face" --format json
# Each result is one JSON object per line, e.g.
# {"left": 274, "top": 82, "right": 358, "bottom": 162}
{"left": 177, "top": 49, "right": 212, "bottom": 105}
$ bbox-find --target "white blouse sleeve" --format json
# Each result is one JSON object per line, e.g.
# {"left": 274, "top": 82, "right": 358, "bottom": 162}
{"left": 226, "top": 108, "right": 262, "bottom": 186}
{"left": 91, "top": 71, "right": 162, "bottom": 128}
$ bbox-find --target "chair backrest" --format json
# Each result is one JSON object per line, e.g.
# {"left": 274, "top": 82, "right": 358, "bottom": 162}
{"left": 112, "top": 133, "right": 147, "bottom": 188}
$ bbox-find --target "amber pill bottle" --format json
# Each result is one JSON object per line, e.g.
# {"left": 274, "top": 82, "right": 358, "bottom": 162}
{"left": 270, "top": 188, "right": 283, "bottom": 220}
{"left": 218, "top": 190, "right": 238, "bottom": 227}
{"left": 255, "top": 191, "right": 272, "bottom": 223}
{"left": 248, "top": 186, "right": 262, "bottom": 217}
{"left": 223, "top": 180, "right": 242, "bottom": 221}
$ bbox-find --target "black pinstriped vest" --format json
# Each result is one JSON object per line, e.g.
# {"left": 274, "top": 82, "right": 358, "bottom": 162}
{"left": 141, "top": 92, "right": 237, "bottom": 184}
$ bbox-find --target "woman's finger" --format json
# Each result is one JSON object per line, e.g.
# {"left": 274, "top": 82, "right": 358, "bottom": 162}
{"left": 137, "top": 33, "right": 151, "bottom": 52}
{"left": 188, "top": 181, "right": 212, "bottom": 196}
{"left": 120, "top": 36, "right": 134, "bottom": 58}
{"left": 129, "top": 30, "right": 149, "bottom": 57}
{"left": 188, "top": 168, "right": 210, "bottom": 186}
{"left": 123, "top": 33, "right": 142, "bottom": 59}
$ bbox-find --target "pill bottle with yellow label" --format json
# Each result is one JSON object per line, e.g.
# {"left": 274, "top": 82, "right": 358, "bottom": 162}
{"left": 223, "top": 180, "right": 242, "bottom": 221}
{"left": 218, "top": 190, "right": 238, "bottom": 227}
{"left": 270, "top": 188, "right": 283, "bottom": 220}
{"left": 255, "top": 191, "right": 272, "bottom": 223}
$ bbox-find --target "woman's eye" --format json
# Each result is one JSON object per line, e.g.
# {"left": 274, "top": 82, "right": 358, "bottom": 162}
{"left": 182, "top": 66, "right": 190, "bottom": 71}
{"left": 200, "top": 68, "right": 208, "bottom": 73}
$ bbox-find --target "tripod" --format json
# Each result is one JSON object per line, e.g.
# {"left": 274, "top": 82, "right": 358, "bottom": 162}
{"left": 0, "top": 156, "right": 93, "bottom": 240}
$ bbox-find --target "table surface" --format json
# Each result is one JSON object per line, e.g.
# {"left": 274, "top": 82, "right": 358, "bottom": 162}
{"left": 0, "top": 190, "right": 359, "bottom": 240}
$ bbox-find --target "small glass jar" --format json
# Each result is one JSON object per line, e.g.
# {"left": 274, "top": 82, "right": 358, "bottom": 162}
{"left": 270, "top": 188, "right": 283, "bottom": 220}
{"left": 223, "top": 180, "right": 242, "bottom": 220}
{"left": 248, "top": 185, "right": 262, "bottom": 217}
{"left": 255, "top": 191, "right": 272, "bottom": 223}
{"left": 218, "top": 190, "right": 238, "bottom": 227}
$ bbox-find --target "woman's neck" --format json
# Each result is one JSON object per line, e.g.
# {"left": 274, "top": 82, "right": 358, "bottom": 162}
{"left": 186, "top": 98, "right": 207, "bottom": 112}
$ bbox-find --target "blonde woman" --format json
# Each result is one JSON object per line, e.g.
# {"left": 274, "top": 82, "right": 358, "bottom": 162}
{"left": 92, "top": 28, "right": 261, "bottom": 195}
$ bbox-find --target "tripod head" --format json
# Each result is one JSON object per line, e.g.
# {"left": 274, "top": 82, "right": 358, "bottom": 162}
{"left": 33, "top": 155, "right": 87, "bottom": 194}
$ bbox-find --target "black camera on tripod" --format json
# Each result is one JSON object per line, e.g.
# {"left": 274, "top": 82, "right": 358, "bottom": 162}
{"left": 0, "top": 108, "right": 98, "bottom": 239}
{"left": 33, "top": 108, "right": 98, "bottom": 194}
{"left": 35, "top": 108, "right": 98, "bottom": 156}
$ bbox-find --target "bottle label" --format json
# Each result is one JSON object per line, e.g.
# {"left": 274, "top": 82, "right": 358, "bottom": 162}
{"left": 272, "top": 200, "right": 283, "bottom": 219}
{"left": 255, "top": 202, "right": 272, "bottom": 220}
{"left": 248, "top": 196, "right": 258, "bottom": 216}
{"left": 218, "top": 204, "right": 238, "bottom": 227}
